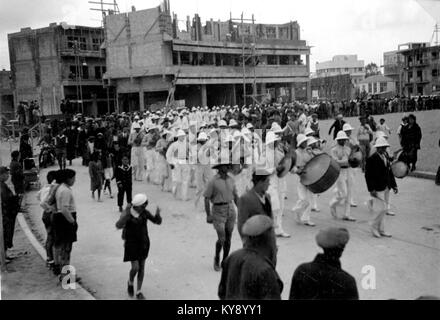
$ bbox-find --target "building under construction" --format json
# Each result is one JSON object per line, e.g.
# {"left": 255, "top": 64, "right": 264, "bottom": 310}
{"left": 8, "top": 23, "right": 114, "bottom": 116}
{"left": 104, "top": 1, "right": 311, "bottom": 112}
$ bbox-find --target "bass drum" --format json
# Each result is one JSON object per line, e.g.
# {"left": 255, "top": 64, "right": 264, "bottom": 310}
{"left": 300, "top": 153, "right": 340, "bottom": 194}
{"left": 391, "top": 161, "right": 409, "bottom": 179}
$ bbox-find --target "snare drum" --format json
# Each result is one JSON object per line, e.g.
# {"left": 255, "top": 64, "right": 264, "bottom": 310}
{"left": 300, "top": 153, "right": 340, "bottom": 194}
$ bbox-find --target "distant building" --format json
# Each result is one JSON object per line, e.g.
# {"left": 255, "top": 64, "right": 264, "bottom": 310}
{"left": 0, "top": 69, "right": 14, "bottom": 120}
{"left": 104, "top": 2, "right": 311, "bottom": 112}
{"left": 8, "top": 23, "right": 114, "bottom": 116}
{"left": 357, "top": 75, "right": 396, "bottom": 97}
{"left": 399, "top": 42, "right": 440, "bottom": 96}
{"left": 383, "top": 43, "right": 430, "bottom": 96}
{"left": 311, "top": 74, "right": 353, "bottom": 101}
{"left": 315, "top": 55, "right": 365, "bottom": 86}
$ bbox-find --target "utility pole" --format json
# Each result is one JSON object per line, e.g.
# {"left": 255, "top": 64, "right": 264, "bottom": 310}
{"left": 0, "top": 99, "right": 6, "bottom": 272}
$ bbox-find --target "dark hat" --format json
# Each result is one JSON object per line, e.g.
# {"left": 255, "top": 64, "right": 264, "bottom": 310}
{"left": 242, "top": 215, "right": 273, "bottom": 237}
{"left": 316, "top": 227, "right": 349, "bottom": 249}
{"left": 0, "top": 166, "right": 10, "bottom": 175}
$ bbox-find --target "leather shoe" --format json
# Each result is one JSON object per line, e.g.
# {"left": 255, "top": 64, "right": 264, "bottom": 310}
{"left": 343, "top": 216, "right": 356, "bottom": 222}
{"left": 372, "top": 228, "right": 382, "bottom": 238}
{"left": 303, "top": 221, "right": 316, "bottom": 227}
{"left": 213, "top": 258, "right": 221, "bottom": 272}
{"left": 380, "top": 232, "right": 392, "bottom": 238}
{"left": 276, "top": 232, "right": 291, "bottom": 238}
{"left": 386, "top": 211, "right": 396, "bottom": 216}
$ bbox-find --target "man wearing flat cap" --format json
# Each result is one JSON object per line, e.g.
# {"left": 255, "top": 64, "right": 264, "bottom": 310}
{"left": 218, "top": 215, "right": 282, "bottom": 300}
{"left": 289, "top": 227, "right": 358, "bottom": 300}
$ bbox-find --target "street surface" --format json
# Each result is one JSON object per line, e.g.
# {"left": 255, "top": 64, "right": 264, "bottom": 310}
{"left": 22, "top": 159, "right": 440, "bottom": 300}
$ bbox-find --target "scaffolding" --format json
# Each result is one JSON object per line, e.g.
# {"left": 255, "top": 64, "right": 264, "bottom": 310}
{"left": 89, "top": 0, "right": 120, "bottom": 113}
{"left": 230, "top": 13, "right": 261, "bottom": 107}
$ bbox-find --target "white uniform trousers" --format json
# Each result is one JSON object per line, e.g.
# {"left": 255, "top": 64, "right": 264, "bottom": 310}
{"left": 371, "top": 189, "right": 390, "bottom": 233}
{"left": 291, "top": 177, "right": 313, "bottom": 223}
{"left": 330, "top": 169, "right": 352, "bottom": 218}
{"left": 268, "top": 174, "right": 286, "bottom": 234}
{"left": 172, "top": 162, "right": 191, "bottom": 201}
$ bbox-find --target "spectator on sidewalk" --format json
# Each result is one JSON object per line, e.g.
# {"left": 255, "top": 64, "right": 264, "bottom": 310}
{"left": 0, "top": 167, "right": 20, "bottom": 261}
{"left": 400, "top": 114, "right": 422, "bottom": 172}
{"left": 53, "top": 169, "right": 79, "bottom": 282}
{"left": 218, "top": 215, "right": 282, "bottom": 300}
{"left": 37, "top": 170, "right": 60, "bottom": 269}
{"left": 289, "top": 227, "right": 358, "bottom": 300}
{"left": 9, "top": 151, "right": 24, "bottom": 196}
{"left": 115, "top": 193, "right": 162, "bottom": 300}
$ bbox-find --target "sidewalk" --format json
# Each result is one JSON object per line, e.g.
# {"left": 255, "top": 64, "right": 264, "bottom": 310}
{"left": 1, "top": 222, "right": 93, "bottom": 300}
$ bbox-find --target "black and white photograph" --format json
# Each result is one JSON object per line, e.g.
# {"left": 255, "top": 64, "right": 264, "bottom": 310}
{"left": 0, "top": 0, "right": 439, "bottom": 306}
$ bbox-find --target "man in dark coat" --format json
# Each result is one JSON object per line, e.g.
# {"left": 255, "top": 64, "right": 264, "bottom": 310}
{"left": 1, "top": 167, "right": 20, "bottom": 259}
{"left": 400, "top": 114, "right": 422, "bottom": 172}
{"left": 237, "top": 167, "right": 273, "bottom": 239}
{"left": 365, "top": 137, "right": 398, "bottom": 238}
{"left": 218, "top": 215, "right": 283, "bottom": 300}
{"left": 289, "top": 227, "right": 358, "bottom": 300}
{"left": 328, "top": 114, "right": 345, "bottom": 140}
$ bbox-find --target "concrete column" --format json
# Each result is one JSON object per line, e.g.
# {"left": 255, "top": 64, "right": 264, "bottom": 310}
{"left": 231, "top": 84, "right": 237, "bottom": 106}
{"left": 261, "top": 83, "right": 267, "bottom": 96}
{"left": 306, "top": 81, "right": 312, "bottom": 103}
{"left": 201, "top": 84, "right": 207, "bottom": 107}
{"left": 290, "top": 83, "right": 296, "bottom": 101}
{"left": 177, "top": 51, "right": 181, "bottom": 65}
{"left": 139, "top": 90, "right": 145, "bottom": 111}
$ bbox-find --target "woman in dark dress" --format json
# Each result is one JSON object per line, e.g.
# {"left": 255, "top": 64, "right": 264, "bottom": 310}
{"left": 115, "top": 193, "right": 162, "bottom": 300}
{"left": 65, "top": 123, "right": 78, "bottom": 166}
{"left": 400, "top": 114, "right": 422, "bottom": 172}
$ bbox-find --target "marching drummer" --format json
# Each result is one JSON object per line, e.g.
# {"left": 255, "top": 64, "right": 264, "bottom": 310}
{"left": 291, "top": 134, "right": 316, "bottom": 227}
{"left": 329, "top": 131, "right": 356, "bottom": 222}
{"left": 342, "top": 123, "right": 360, "bottom": 208}
{"left": 307, "top": 136, "right": 323, "bottom": 213}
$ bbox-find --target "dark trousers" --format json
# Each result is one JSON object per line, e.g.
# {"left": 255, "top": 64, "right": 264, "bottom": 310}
{"left": 117, "top": 184, "right": 132, "bottom": 207}
{"left": 42, "top": 211, "right": 54, "bottom": 261}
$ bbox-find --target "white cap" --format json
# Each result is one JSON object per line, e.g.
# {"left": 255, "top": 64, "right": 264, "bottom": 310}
{"left": 307, "top": 136, "right": 319, "bottom": 146}
{"left": 304, "top": 127, "right": 315, "bottom": 136}
{"left": 374, "top": 137, "right": 390, "bottom": 148}
{"left": 134, "top": 116, "right": 140, "bottom": 120}
{"left": 246, "top": 123, "right": 254, "bottom": 129}
{"left": 176, "top": 129, "right": 186, "bottom": 137}
{"left": 265, "top": 131, "right": 280, "bottom": 145}
{"left": 343, "top": 123, "right": 354, "bottom": 132}
{"left": 229, "top": 119, "right": 238, "bottom": 127}
{"left": 132, "top": 123, "right": 141, "bottom": 130}
{"left": 189, "top": 121, "right": 197, "bottom": 127}
{"left": 376, "top": 131, "right": 388, "bottom": 139}
{"left": 197, "top": 132, "right": 208, "bottom": 141}
{"left": 270, "top": 122, "right": 283, "bottom": 134}
{"left": 336, "top": 131, "right": 349, "bottom": 141}
{"left": 132, "top": 194, "right": 148, "bottom": 206}
{"left": 219, "top": 120, "right": 228, "bottom": 127}
{"left": 296, "top": 134, "right": 308, "bottom": 146}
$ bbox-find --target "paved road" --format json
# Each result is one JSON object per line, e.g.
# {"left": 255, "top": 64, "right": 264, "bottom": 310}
{"left": 21, "top": 158, "right": 440, "bottom": 300}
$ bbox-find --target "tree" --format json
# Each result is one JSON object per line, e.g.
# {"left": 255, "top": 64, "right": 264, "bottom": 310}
{"left": 365, "top": 63, "right": 382, "bottom": 78}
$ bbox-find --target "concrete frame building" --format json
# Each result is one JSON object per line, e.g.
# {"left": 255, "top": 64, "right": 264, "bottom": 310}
{"left": 104, "top": 2, "right": 311, "bottom": 112}
{"left": 8, "top": 23, "right": 114, "bottom": 116}
{"left": 399, "top": 42, "right": 440, "bottom": 96}
{"left": 383, "top": 47, "right": 405, "bottom": 96}
{"left": 0, "top": 69, "right": 14, "bottom": 120}
{"left": 357, "top": 74, "right": 396, "bottom": 97}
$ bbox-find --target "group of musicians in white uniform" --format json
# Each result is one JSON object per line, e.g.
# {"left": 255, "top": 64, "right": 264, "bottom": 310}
{"left": 127, "top": 108, "right": 398, "bottom": 239}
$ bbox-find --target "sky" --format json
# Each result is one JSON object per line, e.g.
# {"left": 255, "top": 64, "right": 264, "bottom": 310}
{"left": 0, "top": 0, "right": 438, "bottom": 72}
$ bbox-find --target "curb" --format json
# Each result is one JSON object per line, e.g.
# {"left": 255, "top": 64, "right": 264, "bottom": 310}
{"left": 16, "top": 213, "right": 96, "bottom": 300}
{"left": 409, "top": 171, "right": 436, "bottom": 181}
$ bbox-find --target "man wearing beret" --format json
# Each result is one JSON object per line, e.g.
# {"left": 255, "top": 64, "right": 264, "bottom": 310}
{"left": 289, "top": 227, "right": 358, "bottom": 300}
{"left": 218, "top": 215, "right": 283, "bottom": 300}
